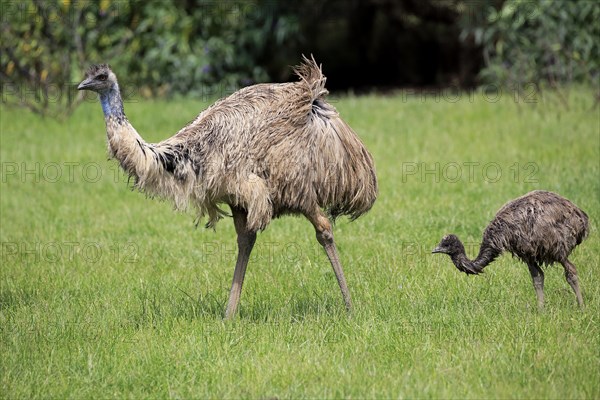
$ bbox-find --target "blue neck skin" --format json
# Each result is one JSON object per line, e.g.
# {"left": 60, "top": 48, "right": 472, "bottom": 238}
{"left": 99, "top": 85, "right": 125, "bottom": 120}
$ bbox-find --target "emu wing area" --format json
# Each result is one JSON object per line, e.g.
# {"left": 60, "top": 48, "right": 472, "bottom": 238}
{"left": 483, "top": 190, "right": 589, "bottom": 266}
{"left": 167, "top": 81, "right": 377, "bottom": 230}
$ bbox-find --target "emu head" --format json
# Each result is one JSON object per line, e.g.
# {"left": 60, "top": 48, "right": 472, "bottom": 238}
{"left": 77, "top": 64, "right": 116, "bottom": 94}
{"left": 432, "top": 234, "right": 464, "bottom": 256}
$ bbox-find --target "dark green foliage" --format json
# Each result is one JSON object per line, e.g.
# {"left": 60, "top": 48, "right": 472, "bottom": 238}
{"left": 119, "top": 1, "right": 300, "bottom": 98}
{"left": 2, "top": 0, "right": 598, "bottom": 116}
{"left": 1, "top": 0, "right": 300, "bottom": 116}
{"left": 464, "top": 0, "right": 600, "bottom": 92}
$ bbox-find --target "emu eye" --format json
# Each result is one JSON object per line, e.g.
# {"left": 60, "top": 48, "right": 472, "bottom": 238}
{"left": 97, "top": 74, "right": 108, "bottom": 81}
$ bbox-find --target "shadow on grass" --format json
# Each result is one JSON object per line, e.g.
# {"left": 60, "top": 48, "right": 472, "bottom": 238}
{"left": 125, "top": 285, "right": 225, "bottom": 330}
{"left": 0, "top": 288, "right": 38, "bottom": 311}
{"left": 126, "top": 281, "right": 354, "bottom": 326}
{"left": 238, "top": 290, "right": 349, "bottom": 322}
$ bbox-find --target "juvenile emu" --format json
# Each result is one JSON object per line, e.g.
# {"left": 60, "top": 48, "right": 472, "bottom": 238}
{"left": 78, "top": 57, "right": 378, "bottom": 318}
{"left": 432, "top": 190, "right": 589, "bottom": 307}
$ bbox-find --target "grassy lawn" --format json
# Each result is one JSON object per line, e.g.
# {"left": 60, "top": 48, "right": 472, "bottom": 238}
{"left": 1, "top": 87, "right": 598, "bottom": 398}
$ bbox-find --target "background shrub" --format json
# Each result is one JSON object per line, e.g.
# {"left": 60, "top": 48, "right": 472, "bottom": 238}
{"left": 1, "top": 0, "right": 598, "bottom": 116}
{"left": 464, "top": 0, "right": 599, "bottom": 99}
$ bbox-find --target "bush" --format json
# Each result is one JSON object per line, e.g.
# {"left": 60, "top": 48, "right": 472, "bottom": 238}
{"left": 466, "top": 0, "right": 599, "bottom": 96}
{"left": 1, "top": 0, "right": 300, "bottom": 116}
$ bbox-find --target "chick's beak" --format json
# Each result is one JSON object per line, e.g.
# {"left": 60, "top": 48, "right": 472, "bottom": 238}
{"left": 431, "top": 246, "right": 444, "bottom": 254}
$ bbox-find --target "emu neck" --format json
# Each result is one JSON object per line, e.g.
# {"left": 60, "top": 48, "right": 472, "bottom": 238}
{"left": 91, "top": 80, "right": 195, "bottom": 212}
{"left": 451, "top": 243, "right": 499, "bottom": 274}
{"left": 98, "top": 85, "right": 150, "bottom": 181}
{"left": 99, "top": 86, "right": 125, "bottom": 121}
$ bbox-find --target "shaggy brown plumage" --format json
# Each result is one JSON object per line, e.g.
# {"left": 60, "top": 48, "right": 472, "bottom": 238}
{"left": 78, "top": 56, "right": 378, "bottom": 317}
{"left": 432, "top": 190, "right": 589, "bottom": 307}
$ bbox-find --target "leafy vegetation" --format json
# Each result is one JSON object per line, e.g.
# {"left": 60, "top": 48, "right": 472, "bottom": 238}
{"left": 465, "top": 0, "right": 600, "bottom": 101}
{"left": 4, "top": 1, "right": 598, "bottom": 117}
{"left": 1, "top": 0, "right": 300, "bottom": 115}
{"left": 1, "top": 87, "right": 598, "bottom": 398}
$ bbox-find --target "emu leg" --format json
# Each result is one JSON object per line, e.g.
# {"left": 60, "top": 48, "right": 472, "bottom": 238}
{"left": 224, "top": 207, "right": 257, "bottom": 319}
{"left": 527, "top": 263, "right": 545, "bottom": 308}
{"left": 562, "top": 260, "right": 584, "bottom": 307}
{"left": 305, "top": 209, "right": 352, "bottom": 311}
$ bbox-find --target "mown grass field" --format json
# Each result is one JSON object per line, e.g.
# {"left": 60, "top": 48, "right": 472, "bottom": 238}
{"left": 1, "top": 87, "right": 599, "bottom": 398}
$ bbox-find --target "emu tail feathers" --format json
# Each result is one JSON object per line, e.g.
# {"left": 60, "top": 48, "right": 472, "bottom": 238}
{"left": 576, "top": 208, "right": 590, "bottom": 245}
{"left": 294, "top": 55, "right": 328, "bottom": 105}
{"left": 324, "top": 117, "right": 378, "bottom": 222}
{"left": 293, "top": 55, "right": 378, "bottom": 222}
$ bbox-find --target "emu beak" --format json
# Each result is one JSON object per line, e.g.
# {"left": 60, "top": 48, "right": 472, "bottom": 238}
{"left": 77, "top": 79, "right": 92, "bottom": 90}
{"left": 431, "top": 246, "right": 444, "bottom": 254}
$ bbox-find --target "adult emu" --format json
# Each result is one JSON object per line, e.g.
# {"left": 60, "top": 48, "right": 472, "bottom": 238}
{"left": 78, "top": 57, "right": 378, "bottom": 318}
{"left": 432, "top": 190, "right": 588, "bottom": 307}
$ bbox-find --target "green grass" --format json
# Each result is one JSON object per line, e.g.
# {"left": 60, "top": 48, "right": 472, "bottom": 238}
{"left": 1, "top": 88, "right": 599, "bottom": 398}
